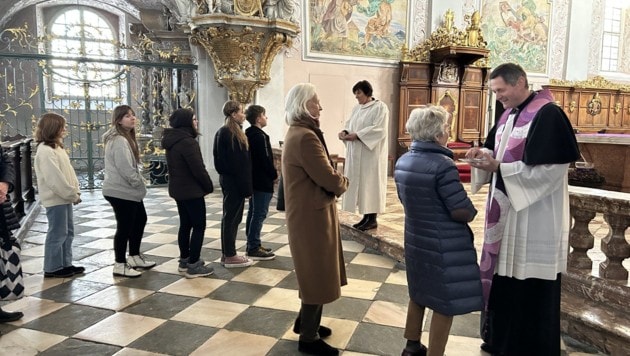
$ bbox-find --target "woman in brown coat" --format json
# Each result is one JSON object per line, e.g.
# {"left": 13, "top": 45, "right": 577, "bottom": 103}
{"left": 282, "top": 83, "right": 349, "bottom": 356}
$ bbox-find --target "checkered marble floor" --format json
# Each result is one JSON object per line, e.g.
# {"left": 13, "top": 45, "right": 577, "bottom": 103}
{"left": 0, "top": 184, "right": 605, "bottom": 355}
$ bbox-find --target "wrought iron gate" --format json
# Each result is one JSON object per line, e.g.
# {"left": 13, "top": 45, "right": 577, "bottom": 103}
{"left": 0, "top": 26, "right": 197, "bottom": 189}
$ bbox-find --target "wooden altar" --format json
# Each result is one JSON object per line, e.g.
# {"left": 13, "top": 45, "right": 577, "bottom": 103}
{"left": 397, "top": 10, "right": 490, "bottom": 157}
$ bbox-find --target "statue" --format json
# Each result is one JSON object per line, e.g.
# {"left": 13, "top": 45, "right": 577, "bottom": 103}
{"left": 263, "top": 0, "right": 296, "bottom": 21}
{"left": 444, "top": 9, "right": 454, "bottom": 32}
{"left": 465, "top": 11, "right": 483, "bottom": 47}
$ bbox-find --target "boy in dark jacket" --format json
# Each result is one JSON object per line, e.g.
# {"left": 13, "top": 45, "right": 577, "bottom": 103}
{"left": 244, "top": 105, "right": 276, "bottom": 260}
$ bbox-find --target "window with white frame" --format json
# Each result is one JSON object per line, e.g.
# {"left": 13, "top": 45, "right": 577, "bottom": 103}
{"left": 47, "top": 7, "right": 121, "bottom": 99}
{"left": 601, "top": 0, "right": 623, "bottom": 71}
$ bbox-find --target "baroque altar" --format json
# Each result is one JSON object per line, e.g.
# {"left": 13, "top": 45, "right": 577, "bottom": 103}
{"left": 397, "top": 9, "right": 490, "bottom": 154}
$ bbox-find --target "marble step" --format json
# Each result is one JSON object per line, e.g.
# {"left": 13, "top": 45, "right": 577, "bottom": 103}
{"left": 561, "top": 292, "right": 630, "bottom": 355}
{"left": 562, "top": 270, "right": 629, "bottom": 316}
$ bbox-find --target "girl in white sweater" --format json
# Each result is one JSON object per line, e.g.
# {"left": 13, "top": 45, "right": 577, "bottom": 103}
{"left": 34, "top": 113, "right": 83, "bottom": 278}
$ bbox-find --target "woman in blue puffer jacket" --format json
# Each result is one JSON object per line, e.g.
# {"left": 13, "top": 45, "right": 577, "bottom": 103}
{"left": 395, "top": 105, "right": 483, "bottom": 356}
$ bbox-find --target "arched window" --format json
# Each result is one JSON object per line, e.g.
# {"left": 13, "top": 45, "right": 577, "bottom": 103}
{"left": 47, "top": 7, "right": 121, "bottom": 99}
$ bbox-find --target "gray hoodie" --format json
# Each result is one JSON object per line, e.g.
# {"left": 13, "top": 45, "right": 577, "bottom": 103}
{"left": 102, "top": 128, "right": 147, "bottom": 202}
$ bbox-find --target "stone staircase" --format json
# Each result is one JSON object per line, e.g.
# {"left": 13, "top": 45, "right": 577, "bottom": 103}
{"left": 560, "top": 270, "right": 630, "bottom": 356}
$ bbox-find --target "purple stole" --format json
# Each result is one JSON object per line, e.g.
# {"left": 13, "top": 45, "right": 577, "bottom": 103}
{"left": 479, "top": 89, "right": 555, "bottom": 308}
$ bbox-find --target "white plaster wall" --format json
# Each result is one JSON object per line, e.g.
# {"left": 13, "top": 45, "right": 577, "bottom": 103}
{"left": 565, "top": 0, "right": 594, "bottom": 80}
{"left": 192, "top": 45, "right": 227, "bottom": 182}
{"left": 283, "top": 53, "right": 400, "bottom": 159}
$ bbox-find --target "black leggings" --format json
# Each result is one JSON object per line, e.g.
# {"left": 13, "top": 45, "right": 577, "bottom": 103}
{"left": 176, "top": 197, "right": 206, "bottom": 264}
{"left": 105, "top": 196, "right": 147, "bottom": 263}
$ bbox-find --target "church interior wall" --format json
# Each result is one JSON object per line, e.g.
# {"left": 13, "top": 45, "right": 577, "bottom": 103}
{"left": 1, "top": 0, "right": 630, "bottom": 174}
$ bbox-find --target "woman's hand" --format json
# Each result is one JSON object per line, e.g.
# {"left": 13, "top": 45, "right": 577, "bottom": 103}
{"left": 0, "top": 182, "right": 8, "bottom": 203}
{"left": 338, "top": 130, "right": 349, "bottom": 140}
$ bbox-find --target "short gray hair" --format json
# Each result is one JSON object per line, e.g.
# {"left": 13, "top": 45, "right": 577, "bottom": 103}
{"left": 285, "top": 83, "right": 317, "bottom": 125}
{"left": 406, "top": 105, "right": 449, "bottom": 142}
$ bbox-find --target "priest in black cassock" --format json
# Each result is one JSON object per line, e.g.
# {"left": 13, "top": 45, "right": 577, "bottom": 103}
{"left": 466, "top": 62, "right": 580, "bottom": 356}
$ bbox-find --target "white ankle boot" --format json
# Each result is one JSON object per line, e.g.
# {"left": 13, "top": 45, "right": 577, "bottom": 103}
{"left": 113, "top": 263, "right": 141, "bottom": 278}
{"left": 127, "top": 254, "right": 156, "bottom": 269}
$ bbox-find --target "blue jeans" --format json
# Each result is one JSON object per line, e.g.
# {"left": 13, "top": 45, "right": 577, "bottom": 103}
{"left": 245, "top": 190, "right": 273, "bottom": 252}
{"left": 44, "top": 204, "right": 74, "bottom": 273}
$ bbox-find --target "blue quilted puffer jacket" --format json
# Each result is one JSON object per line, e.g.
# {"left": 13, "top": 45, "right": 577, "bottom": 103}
{"left": 394, "top": 140, "right": 483, "bottom": 316}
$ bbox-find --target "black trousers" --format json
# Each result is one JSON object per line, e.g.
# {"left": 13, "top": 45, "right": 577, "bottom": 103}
{"left": 176, "top": 197, "right": 206, "bottom": 264}
{"left": 104, "top": 196, "right": 147, "bottom": 263}
{"left": 220, "top": 176, "right": 245, "bottom": 257}
{"left": 483, "top": 274, "right": 562, "bottom": 356}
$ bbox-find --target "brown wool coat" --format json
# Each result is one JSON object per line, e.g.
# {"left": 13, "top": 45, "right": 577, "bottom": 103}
{"left": 282, "top": 124, "right": 349, "bottom": 305}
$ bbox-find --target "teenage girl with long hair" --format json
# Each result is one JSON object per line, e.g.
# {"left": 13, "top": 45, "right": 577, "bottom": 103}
{"left": 102, "top": 105, "right": 155, "bottom": 277}
{"left": 212, "top": 100, "right": 253, "bottom": 268}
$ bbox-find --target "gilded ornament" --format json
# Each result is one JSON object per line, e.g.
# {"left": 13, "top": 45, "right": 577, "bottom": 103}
{"left": 234, "top": 0, "right": 264, "bottom": 17}
{"left": 549, "top": 76, "right": 629, "bottom": 92}
{"left": 405, "top": 9, "right": 486, "bottom": 63}
{"left": 587, "top": 93, "right": 602, "bottom": 116}
{"left": 568, "top": 100, "right": 576, "bottom": 113}
{"left": 613, "top": 102, "right": 621, "bottom": 114}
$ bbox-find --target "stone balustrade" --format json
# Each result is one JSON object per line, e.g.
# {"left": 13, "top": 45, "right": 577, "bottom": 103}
{"left": 568, "top": 186, "right": 630, "bottom": 282}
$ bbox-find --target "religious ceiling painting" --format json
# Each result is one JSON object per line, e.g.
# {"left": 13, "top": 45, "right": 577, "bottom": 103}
{"left": 481, "top": 0, "right": 552, "bottom": 74}
{"left": 304, "top": 0, "right": 409, "bottom": 66}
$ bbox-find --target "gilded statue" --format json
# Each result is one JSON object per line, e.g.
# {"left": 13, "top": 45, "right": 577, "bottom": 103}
{"left": 465, "top": 11, "right": 485, "bottom": 47}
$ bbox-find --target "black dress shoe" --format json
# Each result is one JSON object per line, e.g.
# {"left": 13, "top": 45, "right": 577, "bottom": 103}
{"left": 357, "top": 220, "right": 377, "bottom": 231}
{"left": 480, "top": 342, "right": 499, "bottom": 354}
{"left": 352, "top": 215, "right": 368, "bottom": 228}
{"left": 68, "top": 265, "right": 85, "bottom": 275}
{"left": 0, "top": 309, "right": 23, "bottom": 323}
{"left": 44, "top": 267, "right": 74, "bottom": 278}
{"left": 298, "top": 339, "right": 339, "bottom": 355}
{"left": 293, "top": 317, "right": 332, "bottom": 338}
{"left": 401, "top": 341, "right": 427, "bottom": 356}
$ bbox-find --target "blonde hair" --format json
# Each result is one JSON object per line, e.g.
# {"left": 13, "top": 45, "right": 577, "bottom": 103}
{"left": 406, "top": 105, "right": 449, "bottom": 142}
{"left": 222, "top": 100, "right": 248, "bottom": 151}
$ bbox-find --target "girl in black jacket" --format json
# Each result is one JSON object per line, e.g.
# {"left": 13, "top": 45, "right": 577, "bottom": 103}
{"left": 162, "top": 108, "right": 214, "bottom": 278}
{"left": 213, "top": 101, "right": 253, "bottom": 268}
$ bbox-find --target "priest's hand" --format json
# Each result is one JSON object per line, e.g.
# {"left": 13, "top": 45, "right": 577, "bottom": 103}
{"left": 469, "top": 151, "right": 500, "bottom": 173}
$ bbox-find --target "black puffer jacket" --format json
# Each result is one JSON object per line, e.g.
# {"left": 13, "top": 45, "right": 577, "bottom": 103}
{"left": 394, "top": 140, "right": 483, "bottom": 316}
{"left": 245, "top": 126, "right": 278, "bottom": 192}
{"left": 161, "top": 127, "right": 213, "bottom": 200}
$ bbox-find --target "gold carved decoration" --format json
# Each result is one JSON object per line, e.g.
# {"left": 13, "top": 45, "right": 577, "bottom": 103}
{"left": 568, "top": 100, "right": 576, "bottom": 113}
{"left": 614, "top": 102, "right": 621, "bottom": 114}
{"left": 190, "top": 14, "right": 299, "bottom": 103}
{"left": 403, "top": 9, "right": 487, "bottom": 63}
{"left": 549, "top": 76, "right": 630, "bottom": 92}
{"left": 587, "top": 93, "right": 602, "bottom": 116}
{"left": 234, "top": 0, "right": 263, "bottom": 17}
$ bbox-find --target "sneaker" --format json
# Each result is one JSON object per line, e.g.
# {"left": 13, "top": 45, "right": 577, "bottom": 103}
{"left": 113, "top": 262, "right": 142, "bottom": 278}
{"left": 184, "top": 260, "right": 214, "bottom": 278}
{"left": 247, "top": 247, "right": 276, "bottom": 261}
{"left": 260, "top": 245, "right": 273, "bottom": 253}
{"left": 223, "top": 254, "right": 253, "bottom": 268}
{"left": 178, "top": 257, "right": 189, "bottom": 272}
{"left": 127, "top": 254, "right": 156, "bottom": 269}
{"left": 220, "top": 255, "right": 225, "bottom": 266}
{"left": 44, "top": 267, "right": 74, "bottom": 278}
